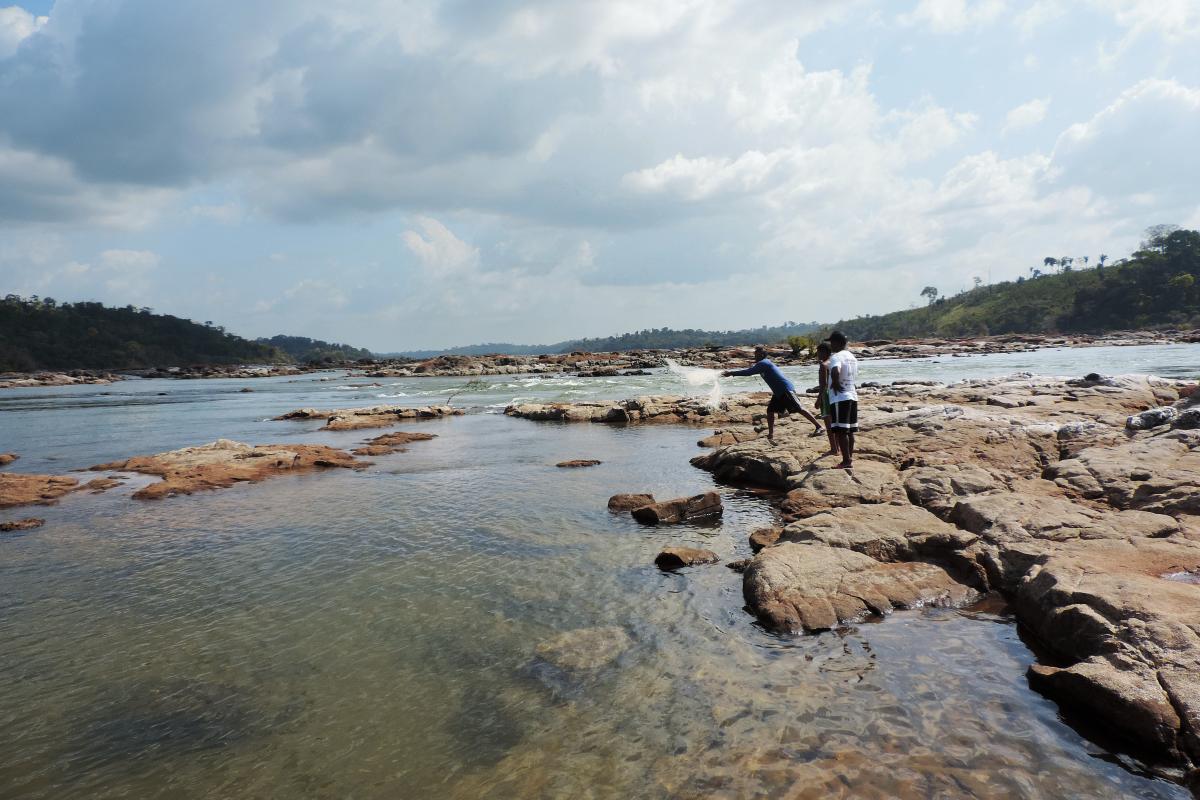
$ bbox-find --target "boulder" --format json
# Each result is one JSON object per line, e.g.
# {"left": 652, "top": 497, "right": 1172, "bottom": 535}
{"left": 654, "top": 547, "right": 720, "bottom": 570}
{"left": 1127, "top": 406, "right": 1179, "bottom": 430}
{"left": 0, "top": 453, "right": 17, "bottom": 467}
{"left": 748, "top": 526, "right": 782, "bottom": 552}
{"left": 631, "top": 492, "right": 723, "bottom": 525}
{"left": 743, "top": 543, "right": 978, "bottom": 634}
{"left": 607, "top": 493, "right": 655, "bottom": 512}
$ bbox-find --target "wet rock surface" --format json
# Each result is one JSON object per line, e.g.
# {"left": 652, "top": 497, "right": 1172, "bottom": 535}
{"left": 533, "top": 626, "right": 632, "bottom": 672}
{"left": 630, "top": 492, "right": 722, "bottom": 525}
{"left": 683, "top": 371, "right": 1200, "bottom": 775}
{"left": 91, "top": 439, "right": 366, "bottom": 500}
{"left": 654, "top": 547, "right": 720, "bottom": 570}
{"left": 0, "top": 517, "right": 45, "bottom": 532}
{"left": 0, "top": 452, "right": 17, "bottom": 467}
{"left": 555, "top": 459, "right": 601, "bottom": 468}
{"left": 607, "top": 493, "right": 655, "bottom": 512}
{"left": 351, "top": 431, "right": 437, "bottom": 456}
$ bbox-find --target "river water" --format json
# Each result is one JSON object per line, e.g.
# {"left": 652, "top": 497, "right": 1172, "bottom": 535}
{"left": 2, "top": 344, "right": 1199, "bottom": 799}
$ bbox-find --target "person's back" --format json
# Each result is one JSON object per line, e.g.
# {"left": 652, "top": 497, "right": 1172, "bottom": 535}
{"left": 746, "top": 358, "right": 793, "bottom": 395}
{"left": 827, "top": 349, "right": 858, "bottom": 403}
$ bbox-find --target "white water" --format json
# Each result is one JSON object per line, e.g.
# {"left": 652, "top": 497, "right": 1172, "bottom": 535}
{"left": 665, "top": 358, "right": 724, "bottom": 408}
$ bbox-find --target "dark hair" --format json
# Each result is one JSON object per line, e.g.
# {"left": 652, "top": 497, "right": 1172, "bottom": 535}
{"left": 829, "top": 330, "right": 847, "bottom": 347}
{"left": 816, "top": 341, "right": 832, "bottom": 356}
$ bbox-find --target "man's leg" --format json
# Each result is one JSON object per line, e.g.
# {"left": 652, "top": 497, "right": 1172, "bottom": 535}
{"left": 826, "top": 424, "right": 839, "bottom": 456}
{"left": 843, "top": 432, "right": 855, "bottom": 466}
{"left": 766, "top": 409, "right": 776, "bottom": 440}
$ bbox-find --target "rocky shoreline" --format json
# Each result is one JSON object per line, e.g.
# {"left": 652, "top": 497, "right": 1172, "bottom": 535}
{"left": 510, "top": 372, "right": 1200, "bottom": 783}
{"left": 3, "top": 328, "right": 1195, "bottom": 388}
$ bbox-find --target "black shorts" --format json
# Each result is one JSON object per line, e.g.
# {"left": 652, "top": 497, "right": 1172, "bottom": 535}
{"left": 830, "top": 400, "right": 858, "bottom": 431}
{"left": 767, "top": 391, "right": 803, "bottom": 415}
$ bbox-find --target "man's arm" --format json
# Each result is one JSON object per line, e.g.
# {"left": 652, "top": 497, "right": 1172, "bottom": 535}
{"left": 830, "top": 365, "right": 843, "bottom": 393}
{"left": 722, "top": 364, "right": 761, "bottom": 378}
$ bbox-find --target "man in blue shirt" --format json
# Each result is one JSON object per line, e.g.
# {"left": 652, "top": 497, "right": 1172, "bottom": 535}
{"left": 723, "top": 345, "right": 823, "bottom": 442}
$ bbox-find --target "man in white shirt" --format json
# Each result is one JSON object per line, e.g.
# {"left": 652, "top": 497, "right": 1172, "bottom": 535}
{"left": 826, "top": 330, "right": 859, "bottom": 469}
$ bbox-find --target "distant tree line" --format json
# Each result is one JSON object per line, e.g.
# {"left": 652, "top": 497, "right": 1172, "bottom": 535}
{"left": 830, "top": 226, "right": 1200, "bottom": 340}
{"left": 0, "top": 296, "right": 288, "bottom": 372}
{"left": 256, "top": 334, "right": 373, "bottom": 364}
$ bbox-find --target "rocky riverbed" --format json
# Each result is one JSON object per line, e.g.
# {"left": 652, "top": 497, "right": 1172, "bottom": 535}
{"left": 510, "top": 371, "right": 1200, "bottom": 784}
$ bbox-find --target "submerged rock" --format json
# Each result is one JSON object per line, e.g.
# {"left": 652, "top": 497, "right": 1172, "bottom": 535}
{"left": 275, "top": 404, "right": 462, "bottom": 430}
{"left": 0, "top": 453, "right": 17, "bottom": 467}
{"left": 351, "top": 430, "right": 436, "bottom": 456}
{"left": 556, "top": 459, "right": 601, "bottom": 468}
{"left": 630, "top": 492, "right": 722, "bottom": 525}
{"left": 0, "top": 517, "right": 44, "bottom": 532}
{"left": 654, "top": 547, "right": 719, "bottom": 570}
{"left": 534, "top": 626, "right": 632, "bottom": 672}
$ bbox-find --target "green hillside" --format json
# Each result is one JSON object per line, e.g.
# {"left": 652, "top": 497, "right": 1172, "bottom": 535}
{"left": 0, "top": 296, "right": 287, "bottom": 372}
{"left": 830, "top": 228, "right": 1200, "bottom": 340}
{"left": 256, "top": 335, "right": 373, "bottom": 364}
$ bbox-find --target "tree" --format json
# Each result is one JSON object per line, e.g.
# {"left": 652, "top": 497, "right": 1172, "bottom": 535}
{"left": 1043, "top": 257, "right": 1058, "bottom": 269}
{"left": 973, "top": 276, "right": 983, "bottom": 289}
{"left": 920, "top": 286, "right": 939, "bottom": 305}
{"left": 1142, "top": 224, "right": 1180, "bottom": 252}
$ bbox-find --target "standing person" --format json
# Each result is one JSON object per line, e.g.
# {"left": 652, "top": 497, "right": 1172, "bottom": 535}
{"left": 826, "top": 331, "right": 859, "bottom": 469}
{"left": 814, "top": 341, "right": 840, "bottom": 458}
{"left": 722, "top": 345, "right": 823, "bottom": 443}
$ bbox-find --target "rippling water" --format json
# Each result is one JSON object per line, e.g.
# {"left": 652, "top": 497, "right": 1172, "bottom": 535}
{"left": 2, "top": 344, "right": 1198, "bottom": 799}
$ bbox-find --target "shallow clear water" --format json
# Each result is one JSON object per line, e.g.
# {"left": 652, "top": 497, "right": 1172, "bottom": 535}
{"left": 2, "top": 344, "right": 1198, "bottom": 799}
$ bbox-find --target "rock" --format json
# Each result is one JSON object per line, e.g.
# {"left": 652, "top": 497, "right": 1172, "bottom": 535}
{"left": 725, "top": 558, "right": 752, "bottom": 573}
{"left": 748, "top": 526, "right": 782, "bottom": 552}
{"left": 781, "top": 504, "right": 977, "bottom": 564}
{"left": 630, "top": 492, "right": 723, "bottom": 525}
{"left": 607, "top": 493, "right": 655, "bottom": 512}
{"left": 0, "top": 453, "right": 17, "bottom": 467}
{"left": 1046, "top": 430, "right": 1200, "bottom": 516}
{"left": 902, "top": 464, "right": 1004, "bottom": 517}
{"left": 697, "top": 430, "right": 757, "bottom": 448}
{"left": 743, "top": 543, "right": 978, "bottom": 634}
{"left": 1176, "top": 408, "right": 1200, "bottom": 430}
{"left": 91, "top": 439, "right": 366, "bottom": 500}
{"left": 780, "top": 460, "right": 905, "bottom": 519}
{"left": 1016, "top": 536, "right": 1200, "bottom": 763}
{"left": 1127, "top": 406, "right": 1178, "bottom": 430}
{"left": 275, "top": 405, "right": 463, "bottom": 430}
{"left": 0, "top": 473, "right": 80, "bottom": 508}
{"left": 0, "top": 517, "right": 45, "bottom": 532}
{"left": 556, "top": 459, "right": 602, "bottom": 468}
{"left": 654, "top": 547, "right": 719, "bottom": 570}
{"left": 82, "top": 476, "right": 123, "bottom": 493}
{"left": 534, "top": 626, "right": 632, "bottom": 671}
{"left": 351, "top": 431, "right": 436, "bottom": 456}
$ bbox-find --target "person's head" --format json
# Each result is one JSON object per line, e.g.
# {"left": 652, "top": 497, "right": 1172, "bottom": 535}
{"left": 753, "top": 345, "right": 767, "bottom": 361}
{"left": 816, "top": 341, "right": 832, "bottom": 359}
{"left": 829, "top": 331, "right": 848, "bottom": 352}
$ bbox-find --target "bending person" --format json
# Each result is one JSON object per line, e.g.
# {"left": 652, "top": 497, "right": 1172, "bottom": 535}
{"left": 723, "top": 345, "right": 823, "bottom": 442}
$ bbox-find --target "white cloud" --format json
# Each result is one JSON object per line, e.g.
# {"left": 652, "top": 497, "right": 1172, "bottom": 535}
{"left": 0, "top": 5, "right": 46, "bottom": 58}
{"left": 1003, "top": 97, "right": 1050, "bottom": 133}
{"left": 900, "top": 0, "right": 1007, "bottom": 34}
{"left": 401, "top": 217, "right": 481, "bottom": 276}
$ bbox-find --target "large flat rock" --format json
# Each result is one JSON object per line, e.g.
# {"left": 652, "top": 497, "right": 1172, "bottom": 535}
{"left": 0, "top": 473, "right": 79, "bottom": 508}
{"left": 780, "top": 460, "right": 905, "bottom": 519}
{"left": 1046, "top": 429, "right": 1200, "bottom": 517}
{"left": 781, "top": 503, "right": 977, "bottom": 564}
{"left": 743, "top": 542, "right": 978, "bottom": 634}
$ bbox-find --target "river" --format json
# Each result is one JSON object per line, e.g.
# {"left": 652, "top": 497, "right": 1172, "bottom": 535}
{"left": 2, "top": 343, "right": 1198, "bottom": 798}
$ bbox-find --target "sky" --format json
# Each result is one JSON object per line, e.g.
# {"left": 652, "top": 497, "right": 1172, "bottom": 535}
{"left": 1, "top": 0, "right": 1198, "bottom": 351}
